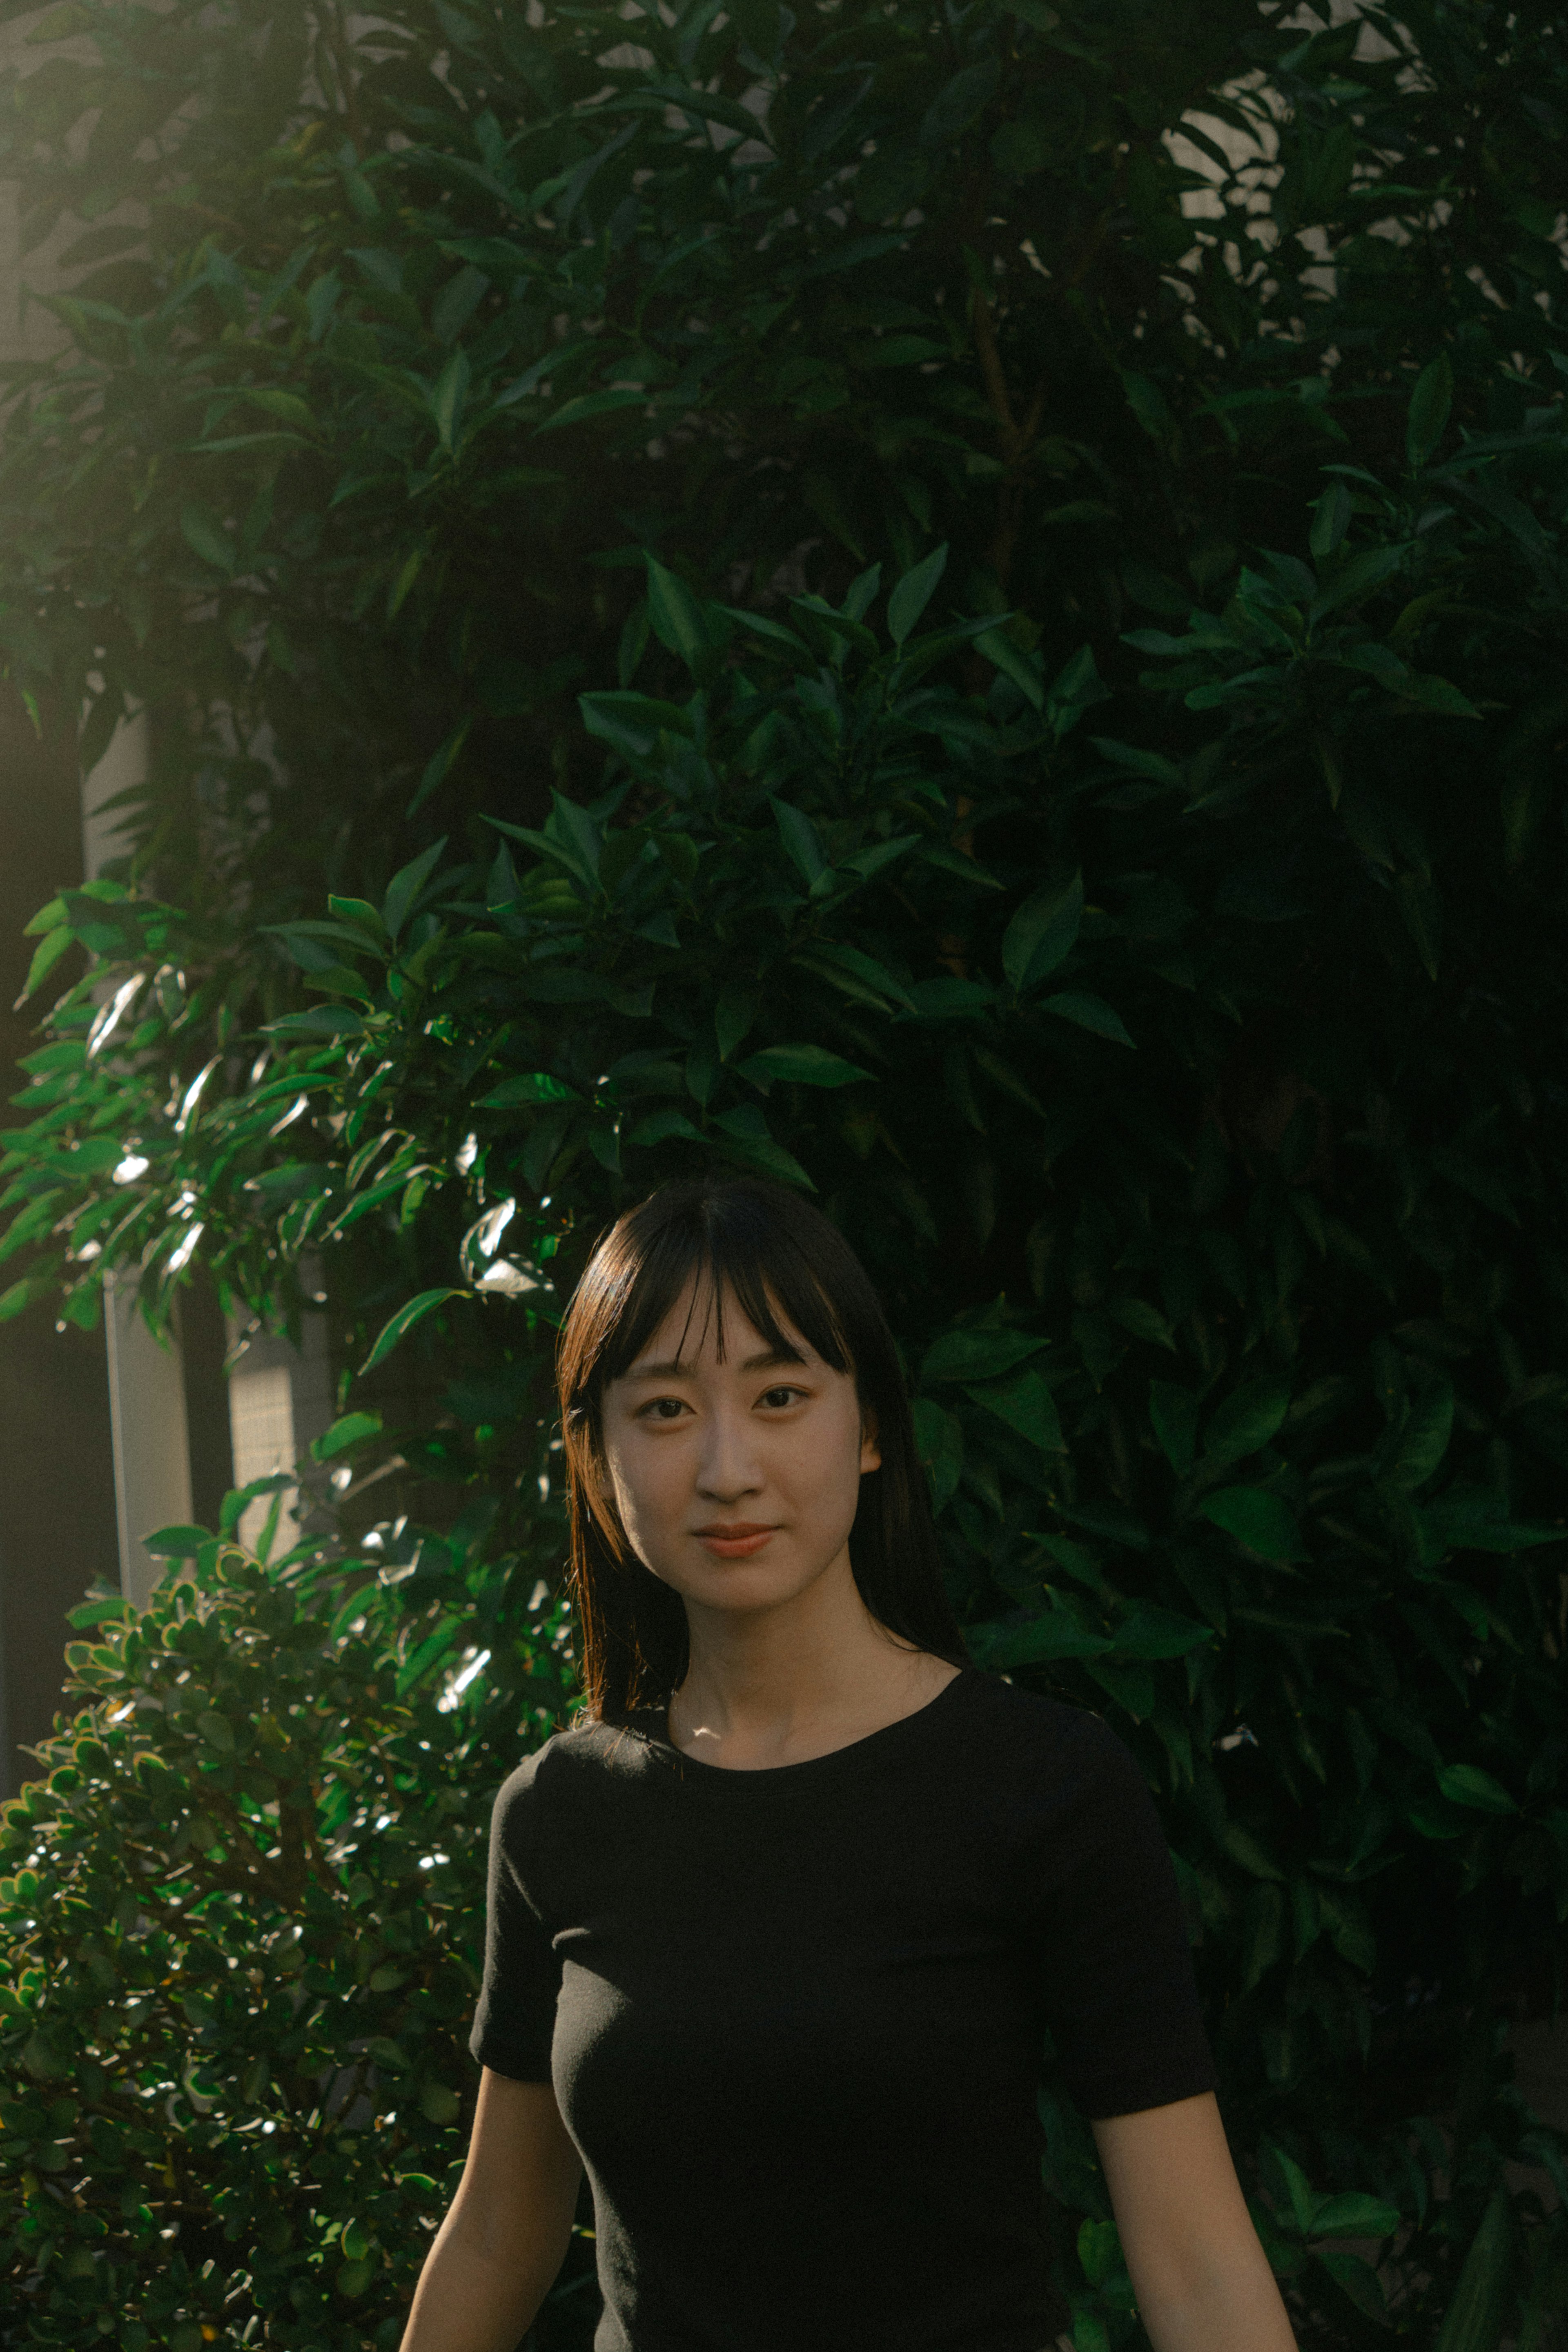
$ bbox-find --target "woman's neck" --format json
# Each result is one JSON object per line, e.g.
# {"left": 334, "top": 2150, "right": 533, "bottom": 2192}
{"left": 668, "top": 1551, "right": 958, "bottom": 1769}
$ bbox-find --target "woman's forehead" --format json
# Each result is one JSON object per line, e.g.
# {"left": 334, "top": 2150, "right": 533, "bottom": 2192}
{"left": 623, "top": 1274, "right": 817, "bottom": 1375}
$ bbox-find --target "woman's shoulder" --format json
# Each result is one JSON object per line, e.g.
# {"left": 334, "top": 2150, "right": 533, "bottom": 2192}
{"left": 957, "top": 1672, "right": 1149, "bottom": 1809}
{"left": 961, "top": 1668, "right": 1123, "bottom": 1754}
{"left": 948, "top": 1679, "right": 1171, "bottom": 1906}
{"left": 490, "top": 1710, "right": 659, "bottom": 1830}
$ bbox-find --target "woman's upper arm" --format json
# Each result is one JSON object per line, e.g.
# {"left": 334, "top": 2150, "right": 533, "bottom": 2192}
{"left": 450, "top": 2069, "right": 582, "bottom": 2255}
{"left": 1090, "top": 2093, "right": 1261, "bottom": 2304}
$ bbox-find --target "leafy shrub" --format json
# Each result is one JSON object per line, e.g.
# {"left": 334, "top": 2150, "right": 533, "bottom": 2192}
{"left": 11, "top": 393, "right": 1568, "bottom": 2342}
{"left": 0, "top": 1451, "right": 585, "bottom": 2352}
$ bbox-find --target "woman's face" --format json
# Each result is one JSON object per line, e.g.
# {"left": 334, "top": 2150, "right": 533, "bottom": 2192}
{"left": 596, "top": 1280, "right": 881, "bottom": 1620}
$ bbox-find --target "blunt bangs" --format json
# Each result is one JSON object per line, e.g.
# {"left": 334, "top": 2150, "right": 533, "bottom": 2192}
{"left": 571, "top": 1196, "right": 853, "bottom": 1424}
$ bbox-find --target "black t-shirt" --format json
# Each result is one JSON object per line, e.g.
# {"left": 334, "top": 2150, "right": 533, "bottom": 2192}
{"left": 470, "top": 1667, "right": 1216, "bottom": 2352}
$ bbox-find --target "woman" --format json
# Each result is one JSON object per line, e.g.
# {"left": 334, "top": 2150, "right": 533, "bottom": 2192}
{"left": 401, "top": 1177, "right": 1298, "bottom": 2352}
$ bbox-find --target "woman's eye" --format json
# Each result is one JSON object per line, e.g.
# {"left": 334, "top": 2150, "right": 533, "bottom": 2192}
{"left": 760, "top": 1386, "right": 803, "bottom": 1409}
{"left": 643, "top": 1397, "right": 688, "bottom": 1422}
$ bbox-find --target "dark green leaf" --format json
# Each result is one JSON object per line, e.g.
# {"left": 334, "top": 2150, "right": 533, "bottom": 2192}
{"left": 906, "top": 975, "right": 997, "bottom": 1017}
{"left": 792, "top": 942, "right": 916, "bottom": 1012}
{"left": 1309, "top": 482, "right": 1351, "bottom": 560}
{"left": 922, "top": 1328, "right": 1047, "bottom": 1384}
{"left": 20, "top": 924, "right": 76, "bottom": 1001}
{"left": 1002, "top": 872, "right": 1083, "bottom": 991}
{"left": 715, "top": 981, "right": 759, "bottom": 1062}
{"left": 645, "top": 555, "right": 710, "bottom": 670}
{"left": 432, "top": 346, "right": 470, "bottom": 453}
{"left": 1203, "top": 1375, "right": 1291, "bottom": 1469}
{"left": 1197, "top": 1487, "right": 1309, "bottom": 1563}
{"left": 1091, "top": 737, "right": 1185, "bottom": 788}
{"left": 887, "top": 545, "right": 948, "bottom": 646}
{"left": 1418, "top": 1497, "right": 1561, "bottom": 1558}
{"left": 1045, "top": 645, "right": 1111, "bottom": 741}
{"left": 770, "top": 797, "right": 828, "bottom": 887}
{"left": 1435, "top": 1763, "right": 1515, "bottom": 1815}
{"left": 969, "top": 1604, "right": 1111, "bottom": 1670}
{"left": 535, "top": 386, "right": 648, "bottom": 433}
{"left": 1224, "top": 1823, "right": 1286, "bottom": 1882}
{"left": 962, "top": 1365, "right": 1065, "bottom": 1452}
{"left": 477, "top": 1070, "right": 580, "bottom": 1108}
{"left": 737, "top": 1044, "right": 870, "bottom": 1088}
{"left": 1314, "top": 2246, "right": 1389, "bottom": 2321}
{"left": 1109, "top": 1605, "right": 1214, "bottom": 1661}
{"left": 1309, "top": 544, "right": 1407, "bottom": 622}
{"left": 1310, "top": 2193, "right": 1401, "bottom": 2240}
{"left": 918, "top": 60, "right": 1001, "bottom": 151}
{"left": 976, "top": 625, "right": 1044, "bottom": 709}
{"left": 0, "top": 1273, "right": 59, "bottom": 1324}
{"left": 180, "top": 501, "right": 234, "bottom": 573}
{"left": 1149, "top": 1381, "right": 1199, "bottom": 1474}
{"left": 1042, "top": 992, "right": 1134, "bottom": 1047}
{"left": 143, "top": 1525, "right": 211, "bottom": 1558}
{"left": 911, "top": 1397, "right": 963, "bottom": 1510}
{"left": 1434, "top": 2190, "right": 1513, "bottom": 2352}
{"left": 1122, "top": 370, "right": 1174, "bottom": 444}
{"left": 311, "top": 1412, "right": 383, "bottom": 1462}
{"left": 409, "top": 716, "right": 470, "bottom": 816}
{"left": 1109, "top": 1297, "right": 1176, "bottom": 1351}
{"left": 628, "top": 1108, "right": 701, "bottom": 1146}
{"left": 1382, "top": 1377, "right": 1454, "bottom": 1491}
{"left": 579, "top": 691, "right": 694, "bottom": 758}
{"left": 1405, "top": 351, "right": 1453, "bottom": 471}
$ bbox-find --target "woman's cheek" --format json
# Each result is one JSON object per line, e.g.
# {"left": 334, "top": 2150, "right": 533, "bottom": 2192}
{"left": 782, "top": 1440, "right": 858, "bottom": 1537}
{"left": 620, "top": 1447, "right": 682, "bottom": 1557}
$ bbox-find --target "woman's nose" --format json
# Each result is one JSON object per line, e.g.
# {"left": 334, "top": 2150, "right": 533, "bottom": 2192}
{"left": 695, "top": 1409, "right": 762, "bottom": 1500}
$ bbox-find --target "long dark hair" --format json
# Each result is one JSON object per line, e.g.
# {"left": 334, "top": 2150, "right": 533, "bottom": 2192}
{"left": 556, "top": 1175, "right": 969, "bottom": 1723}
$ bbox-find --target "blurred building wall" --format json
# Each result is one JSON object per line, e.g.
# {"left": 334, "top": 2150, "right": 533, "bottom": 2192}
{"left": 0, "top": 19, "right": 325, "bottom": 1787}
{"left": 0, "top": 15, "right": 122, "bottom": 1783}
{"left": 0, "top": 690, "right": 120, "bottom": 1790}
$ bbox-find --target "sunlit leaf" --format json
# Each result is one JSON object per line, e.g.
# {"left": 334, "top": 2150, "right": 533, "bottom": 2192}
{"left": 359, "top": 1288, "right": 464, "bottom": 1374}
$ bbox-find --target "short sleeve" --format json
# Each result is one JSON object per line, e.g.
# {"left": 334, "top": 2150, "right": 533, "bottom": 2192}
{"left": 1037, "top": 1719, "right": 1217, "bottom": 2121}
{"left": 468, "top": 1754, "right": 564, "bottom": 2082}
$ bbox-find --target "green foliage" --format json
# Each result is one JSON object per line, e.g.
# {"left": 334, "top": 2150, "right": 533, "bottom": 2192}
{"left": 1, "top": 0, "right": 1568, "bottom": 2347}
{"left": 0, "top": 1445, "right": 589, "bottom": 2351}
{"left": 0, "top": 0, "right": 1562, "bottom": 926}
{"left": 13, "top": 514, "right": 1568, "bottom": 2341}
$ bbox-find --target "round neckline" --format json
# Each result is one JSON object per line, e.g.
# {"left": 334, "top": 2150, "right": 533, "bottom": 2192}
{"left": 625, "top": 1666, "right": 976, "bottom": 1793}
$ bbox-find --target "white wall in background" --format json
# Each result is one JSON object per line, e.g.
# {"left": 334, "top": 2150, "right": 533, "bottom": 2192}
{"left": 82, "top": 707, "right": 196, "bottom": 1606}
{"left": 102, "top": 1273, "right": 193, "bottom": 1610}
{"left": 227, "top": 1303, "right": 335, "bottom": 1556}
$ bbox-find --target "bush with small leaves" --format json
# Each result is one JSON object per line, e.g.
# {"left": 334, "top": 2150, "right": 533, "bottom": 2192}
{"left": 0, "top": 1445, "right": 584, "bottom": 2352}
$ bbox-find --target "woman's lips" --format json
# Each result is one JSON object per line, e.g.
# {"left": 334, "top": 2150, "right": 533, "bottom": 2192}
{"left": 693, "top": 1523, "right": 778, "bottom": 1558}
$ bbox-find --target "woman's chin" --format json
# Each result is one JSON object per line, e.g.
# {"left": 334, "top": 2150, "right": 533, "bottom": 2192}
{"left": 661, "top": 1556, "right": 824, "bottom": 1615}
